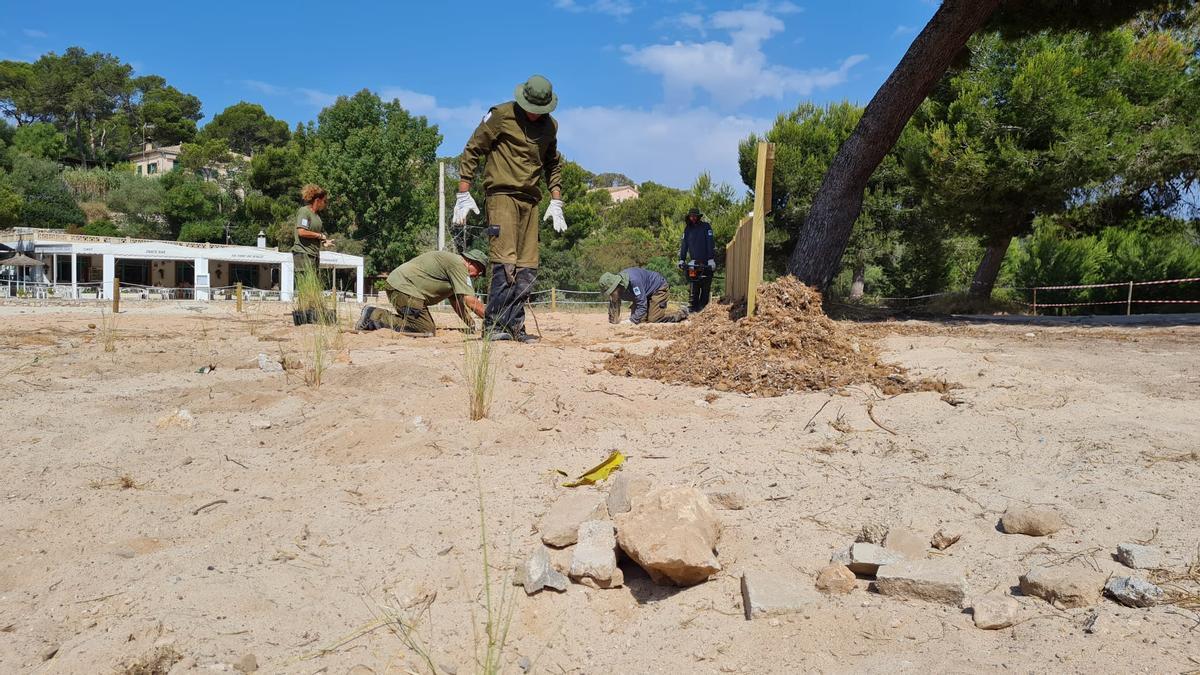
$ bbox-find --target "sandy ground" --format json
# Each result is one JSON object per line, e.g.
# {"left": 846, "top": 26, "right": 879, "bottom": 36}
{"left": 0, "top": 300, "right": 1198, "bottom": 674}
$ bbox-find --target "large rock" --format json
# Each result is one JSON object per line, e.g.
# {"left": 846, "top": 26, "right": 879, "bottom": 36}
{"left": 814, "top": 564, "right": 856, "bottom": 595}
{"left": 1000, "top": 506, "right": 1065, "bottom": 536}
{"left": 1116, "top": 543, "right": 1163, "bottom": 570}
{"left": 569, "top": 520, "right": 623, "bottom": 589}
{"left": 1019, "top": 566, "right": 1104, "bottom": 609}
{"left": 614, "top": 487, "right": 721, "bottom": 586}
{"left": 874, "top": 561, "right": 968, "bottom": 607}
{"left": 515, "top": 545, "right": 568, "bottom": 595}
{"left": 1104, "top": 576, "right": 1164, "bottom": 608}
{"left": 606, "top": 473, "right": 652, "bottom": 516}
{"left": 832, "top": 543, "right": 905, "bottom": 577}
{"left": 741, "top": 571, "right": 809, "bottom": 620}
{"left": 540, "top": 493, "right": 607, "bottom": 548}
{"left": 971, "top": 595, "right": 1019, "bottom": 630}
{"left": 883, "top": 527, "right": 927, "bottom": 560}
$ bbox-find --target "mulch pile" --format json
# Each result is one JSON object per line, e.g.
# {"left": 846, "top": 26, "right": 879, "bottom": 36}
{"left": 605, "top": 276, "right": 939, "bottom": 397}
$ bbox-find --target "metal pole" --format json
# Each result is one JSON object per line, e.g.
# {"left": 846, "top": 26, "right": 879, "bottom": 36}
{"left": 438, "top": 161, "right": 446, "bottom": 251}
{"left": 1126, "top": 281, "right": 1133, "bottom": 316}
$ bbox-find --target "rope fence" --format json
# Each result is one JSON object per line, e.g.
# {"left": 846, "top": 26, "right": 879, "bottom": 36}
{"left": 877, "top": 276, "right": 1200, "bottom": 315}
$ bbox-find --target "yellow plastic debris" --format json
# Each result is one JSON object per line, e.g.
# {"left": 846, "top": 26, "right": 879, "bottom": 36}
{"left": 560, "top": 450, "right": 625, "bottom": 488}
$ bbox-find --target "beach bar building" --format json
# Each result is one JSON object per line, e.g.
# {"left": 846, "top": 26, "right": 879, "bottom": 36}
{"left": 0, "top": 228, "right": 365, "bottom": 302}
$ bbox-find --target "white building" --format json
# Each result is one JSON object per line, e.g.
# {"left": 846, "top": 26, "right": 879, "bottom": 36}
{"left": 0, "top": 228, "right": 365, "bottom": 302}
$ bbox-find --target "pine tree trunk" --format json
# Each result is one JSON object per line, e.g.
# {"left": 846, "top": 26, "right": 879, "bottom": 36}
{"left": 786, "top": 0, "right": 1002, "bottom": 291}
{"left": 850, "top": 261, "right": 866, "bottom": 300}
{"left": 968, "top": 237, "right": 1012, "bottom": 299}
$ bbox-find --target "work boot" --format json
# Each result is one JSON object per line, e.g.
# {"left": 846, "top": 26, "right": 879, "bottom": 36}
{"left": 355, "top": 305, "right": 376, "bottom": 331}
{"left": 487, "top": 330, "right": 513, "bottom": 342}
{"left": 515, "top": 330, "right": 540, "bottom": 344}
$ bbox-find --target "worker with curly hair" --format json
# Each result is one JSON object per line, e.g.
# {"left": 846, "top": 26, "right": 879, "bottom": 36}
{"left": 293, "top": 184, "right": 332, "bottom": 279}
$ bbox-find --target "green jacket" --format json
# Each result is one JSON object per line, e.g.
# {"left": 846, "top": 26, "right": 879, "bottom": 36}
{"left": 459, "top": 102, "right": 562, "bottom": 203}
{"left": 386, "top": 251, "right": 476, "bottom": 306}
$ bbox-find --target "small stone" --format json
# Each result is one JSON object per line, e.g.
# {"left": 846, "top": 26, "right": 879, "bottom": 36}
{"left": 814, "top": 564, "right": 856, "bottom": 595}
{"left": 439, "top": 664, "right": 457, "bottom": 675}
{"left": 40, "top": 644, "right": 59, "bottom": 661}
{"left": 741, "top": 571, "right": 809, "bottom": 620}
{"left": 856, "top": 522, "right": 889, "bottom": 544}
{"left": 606, "top": 473, "right": 651, "bottom": 516}
{"left": 839, "top": 543, "right": 905, "bottom": 577}
{"left": 1083, "top": 610, "right": 1106, "bottom": 635}
{"left": 540, "top": 493, "right": 607, "bottom": 547}
{"left": 874, "top": 561, "right": 968, "bottom": 607}
{"left": 1019, "top": 566, "right": 1105, "bottom": 609}
{"left": 615, "top": 487, "right": 721, "bottom": 586}
{"left": 707, "top": 490, "right": 749, "bottom": 511}
{"left": 972, "top": 595, "right": 1019, "bottom": 630}
{"left": 517, "top": 656, "right": 532, "bottom": 672}
{"left": 1116, "top": 543, "right": 1163, "bottom": 570}
{"left": 248, "top": 418, "right": 272, "bottom": 430}
{"left": 1000, "top": 506, "right": 1065, "bottom": 536}
{"left": 930, "top": 529, "right": 962, "bottom": 551}
{"left": 234, "top": 653, "right": 258, "bottom": 673}
{"left": 257, "top": 353, "right": 283, "bottom": 373}
{"left": 157, "top": 409, "right": 195, "bottom": 429}
{"left": 1104, "top": 576, "right": 1165, "bottom": 608}
{"left": 515, "top": 545, "right": 568, "bottom": 595}
{"left": 570, "top": 520, "right": 622, "bottom": 588}
{"left": 882, "top": 527, "right": 927, "bottom": 560}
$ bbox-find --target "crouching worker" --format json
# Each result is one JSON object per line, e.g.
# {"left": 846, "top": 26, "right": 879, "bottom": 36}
{"left": 600, "top": 268, "right": 689, "bottom": 325}
{"left": 356, "top": 249, "right": 489, "bottom": 336}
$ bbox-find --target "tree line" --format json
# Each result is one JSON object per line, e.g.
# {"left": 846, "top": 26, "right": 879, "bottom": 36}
{"left": 2, "top": 7, "right": 1199, "bottom": 309}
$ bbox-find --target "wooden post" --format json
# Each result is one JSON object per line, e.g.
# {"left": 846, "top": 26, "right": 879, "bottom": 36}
{"left": 551, "top": 288, "right": 557, "bottom": 312}
{"left": 112, "top": 277, "right": 120, "bottom": 314}
{"left": 236, "top": 282, "right": 243, "bottom": 313}
{"left": 1031, "top": 288, "right": 1037, "bottom": 316}
{"left": 746, "top": 142, "right": 775, "bottom": 317}
{"left": 1126, "top": 281, "right": 1133, "bottom": 316}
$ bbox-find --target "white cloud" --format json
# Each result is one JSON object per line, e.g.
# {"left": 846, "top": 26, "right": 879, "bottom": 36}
{"left": 624, "top": 8, "right": 866, "bottom": 108}
{"left": 22, "top": 28, "right": 47, "bottom": 38}
{"left": 379, "top": 88, "right": 488, "bottom": 128}
{"left": 241, "top": 80, "right": 336, "bottom": 109}
{"left": 553, "top": 0, "right": 633, "bottom": 18}
{"left": 892, "top": 24, "right": 916, "bottom": 38}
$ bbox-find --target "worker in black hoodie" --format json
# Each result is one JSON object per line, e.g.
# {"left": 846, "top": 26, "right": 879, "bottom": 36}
{"left": 677, "top": 207, "right": 716, "bottom": 312}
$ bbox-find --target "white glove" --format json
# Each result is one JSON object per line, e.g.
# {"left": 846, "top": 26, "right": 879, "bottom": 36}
{"left": 452, "top": 192, "right": 479, "bottom": 226}
{"left": 707, "top": 258, "right": 716, "bottom": 270}
{"left": 544, "top": 199, "right": 567, "bottom": 233}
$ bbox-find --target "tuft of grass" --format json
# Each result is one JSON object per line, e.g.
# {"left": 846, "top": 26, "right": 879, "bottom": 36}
{"left": 98, "top": 309, "right": 118, "bottom": 353}
{"left": 294, "top": 262, "right": 326, "bottom": 315}
{"left": 463, "top": 335, "right": 499, "bottom": 421}
{"left": 473, "top": 473, "right": 517, "bottom": 675}
{"left": 90, "top": 473, "right": 144, "bottom": 490}
{"left": 830, "top": 409, "right": 852, "bottom": 434}
{"left": 303, "top": 324, "right": 331, "bottom": 388}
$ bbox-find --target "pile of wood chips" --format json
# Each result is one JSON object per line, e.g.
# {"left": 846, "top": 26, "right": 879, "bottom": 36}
{"left": 605, "top": 276, "right": 928, "bottom": 397}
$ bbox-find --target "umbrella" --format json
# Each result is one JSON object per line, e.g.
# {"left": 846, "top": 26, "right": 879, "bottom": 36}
{"left": 0, "top": 253, "right": 46, "bottom": 267}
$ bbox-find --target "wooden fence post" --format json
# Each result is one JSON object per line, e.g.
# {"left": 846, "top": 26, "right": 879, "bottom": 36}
{"left": 1032, "top": 288, "right": 1037, "bottom": 316}
{"left": 551, "top": 288, "right": 557, "bottom": 312}
{"left": 236, "top": 282, "right": 243, "bottom": 313}
{"left": 1126, "top": 281, "right": 1133, "bottom": 316}
{"left": 112, "top": 277, "right": 120, "bottom": 314}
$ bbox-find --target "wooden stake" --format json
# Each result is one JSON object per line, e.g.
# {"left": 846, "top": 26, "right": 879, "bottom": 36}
{"left": 551, "top": 288, "right": 557, "bottom": 312}
{"left": 1126, "top": 281, "right": 1133, "bottom": 316}
{"left": 236, "top": 282, "right": 243, "bottom": 313}
{"left": 112, "top": 277, "right": 120, "bottom": 314}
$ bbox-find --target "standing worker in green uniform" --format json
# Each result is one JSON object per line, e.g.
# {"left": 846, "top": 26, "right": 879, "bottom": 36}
{"left": 355, "top": 249, "right": 489, "bottom": 336}
{"left": 452, "top": 74, "right": 567, "bottom": 343}
{"left": 293, "top": 184, "right": 332, "bottom": 279}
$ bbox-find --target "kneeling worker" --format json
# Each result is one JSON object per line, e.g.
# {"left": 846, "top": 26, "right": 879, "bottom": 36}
{"left": 600, "top": 268, "right": 688, "bottom": 325}
{"left": 356, "top": 249, "right": 489, "bottom": 335}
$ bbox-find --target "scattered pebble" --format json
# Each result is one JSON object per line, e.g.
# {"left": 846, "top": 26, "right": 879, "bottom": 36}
{"left": 1104, "top": 576, "right": 1165, "bottom": 608}
{"left": 1000, "top": 505, "right": 1065, "bottom": 536}
{"left": 971, "top": 595, "right": 1019, "bottom": 630}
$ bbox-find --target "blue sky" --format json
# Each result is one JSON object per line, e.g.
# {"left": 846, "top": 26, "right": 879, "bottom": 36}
{"left": 2, "top": 1, "right": 938, "bottom": 190}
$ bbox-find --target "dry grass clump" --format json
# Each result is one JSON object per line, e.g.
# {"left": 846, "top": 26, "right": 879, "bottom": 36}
{"left": 606, "top": 276, "right": 937, "bottom": 396}
{"left": 1153, "top": 548, "right": 1200, "bottom": 610}
{"left": 98, "top": 309, "right": 118, "bottom": 353}
{"left": 463, "top": 335, "right": 498, "bottom": 420}
{"left": 89, "top": 473, "right": 144, "bottom": 490}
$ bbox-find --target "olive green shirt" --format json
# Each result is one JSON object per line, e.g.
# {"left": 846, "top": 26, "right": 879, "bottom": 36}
{"left": 291, "top": 205, "right": 323, "bottom": 257}
{"left": 459, "top": 101, "right": 562, "bottom": 203}
{"left": 386, "top": 251, "right": 475, "bottom": 305}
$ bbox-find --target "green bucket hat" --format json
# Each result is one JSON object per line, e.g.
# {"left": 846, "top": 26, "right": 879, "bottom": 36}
{"left": 461, "top": 249, "right": 489, "bottom": 269}
{"left": 599, "top": 272, "right": 624, "bottom": 296}
{"left": 515, "top": 75, "right": 558, "bottom": 115}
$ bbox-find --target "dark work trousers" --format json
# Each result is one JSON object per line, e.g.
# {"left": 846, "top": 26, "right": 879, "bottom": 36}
{"left": 689, "top": 274, "right": 713, "bottom": 312}
{"left": 485, "top": 264, "right": 537, "bottom": 335}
